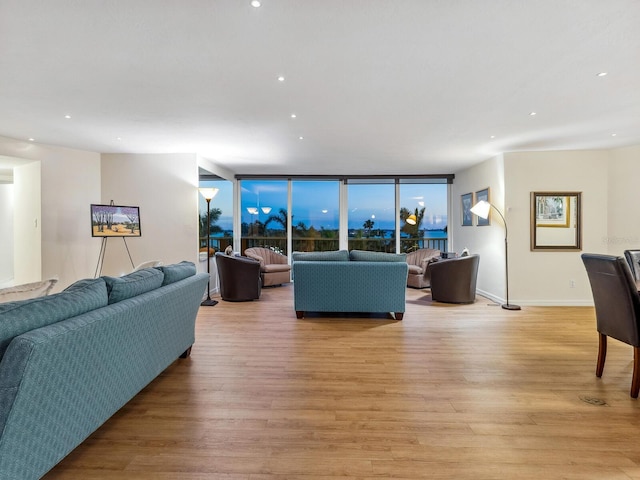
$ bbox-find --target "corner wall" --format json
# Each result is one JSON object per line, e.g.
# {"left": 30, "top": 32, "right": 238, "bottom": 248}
{"left": 100, "top": 153, "right": 200, "bottom": 277}
{"left": 0, "top": 136, "right": 101, "bottom": 290}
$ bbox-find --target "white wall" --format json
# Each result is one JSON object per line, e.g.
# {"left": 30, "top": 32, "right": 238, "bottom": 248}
{"left": 451, "top": 154, "right": 507, "bottom": 304}
{"left": 13, "top": 162, "right": 41, "bottom": 285}
{"left": 0, "top": 136, "right": 101, "bottom": 290}
{"left": 0, "top": 184, "right": 14, "bottom": 285}
{"left": 453, "top": 148, "right": 621, "bottom": 306}
{"left": 100, "top": 153, "right": 201, "bottom": 277}
{"left": 504, "top": 150, "right": 609, "bottom": 306}
{"left": 607, "top": 144, "right": 640, "bottom": 254}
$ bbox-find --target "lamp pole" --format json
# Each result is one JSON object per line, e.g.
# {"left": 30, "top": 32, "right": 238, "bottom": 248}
{"left": 470, "top": 200, "right": 520, "bottom": 311}
{"left": 490, "top": 206, "right": 520, "bottom": 311}
{"left": 199, "top": 188, "right": 219, "bottom": 307}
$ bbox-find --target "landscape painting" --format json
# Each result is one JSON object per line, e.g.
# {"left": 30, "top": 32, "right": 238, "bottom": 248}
{"left": 91, "top": 204, "right": 141, "bottom": 237}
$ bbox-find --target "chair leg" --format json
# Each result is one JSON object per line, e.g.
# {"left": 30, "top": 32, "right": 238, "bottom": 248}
{"left": 632, "top": 347, "right": 640, "bottom": 399}
{"left": 596, "top": 333, "right": 607, "bottom": 378}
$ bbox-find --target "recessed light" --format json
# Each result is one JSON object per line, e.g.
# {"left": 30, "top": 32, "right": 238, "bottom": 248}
{"left": 291, "top": 113, "right": 297, "bottom": 118}
{"left": 299, "top": 136, "right": 304, "bottom": 140}
{"left": 490, "top": 135, "right": 495, "bottom": 139}
{"left": 117, "top": 137, "right": 122, "bottom": 141}
{"left": 64, "top": 114, "right": 71, "bottom": 119}
{"left": 597, "top": 72, "right": 608, "bottom": 77}
{"left": 529, "top": 112, "right": 537, "bottom": 116}
{"left": 277, "top": 76, "right": 285, "bottom": 82}
{"left": 28, "top": 138, "right": 35, "bottom": 142}
{"left": 251, "top": 0, "right": 261, "bottom": 6}
{"left": 611, "top": 133, "right": 617, "bottom": 137}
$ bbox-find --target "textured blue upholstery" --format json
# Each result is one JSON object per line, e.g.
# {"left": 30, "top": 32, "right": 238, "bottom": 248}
{"left": 103, "top": 267, "right": 164, "bottom": 304}
{"left": 0, "top": 278, "right": 108, "bottom": 359}
{"left": 0, "top": 269, "right": 208, "bottom": 480}
{"left": 292, "top": 259, "right": 408, "bottom": 317}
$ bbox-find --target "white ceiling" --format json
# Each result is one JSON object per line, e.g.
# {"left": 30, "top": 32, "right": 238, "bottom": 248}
{"left": 1, "top": 0, "right": 639, "bottom": 176}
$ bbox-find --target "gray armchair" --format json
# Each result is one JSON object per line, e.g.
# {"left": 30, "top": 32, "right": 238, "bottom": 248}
{"left": 428, "top": 254, "right": 480, "bottom": 304}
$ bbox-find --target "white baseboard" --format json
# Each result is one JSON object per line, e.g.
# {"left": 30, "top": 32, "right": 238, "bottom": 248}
{"left": 475, "top": 289, "right": 593, "bottom": 307}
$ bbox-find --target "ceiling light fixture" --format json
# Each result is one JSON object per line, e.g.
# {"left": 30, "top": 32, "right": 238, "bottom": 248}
{"left": 529, "top": 112, "right": 537, "bottom": 116}
{"left": 291, "top": 113, "right": 297, "bottom": 118}
{"left": 277, "top": 76, "right": 285, "bottom": 82}
{"left": 597, "top": 72, "right": 608, "bottom": 77}
{"left": 28, "top": 138, "right": 35, "bottom": 142}
{"left": 299, "top": 136, "right": 304, "bottom": 140}
{"left": 612, "top": 133, "right": 617, "bottom": 137}
{"left": 251, "top": 0, "right": 261, "bottom": 7}
{"left": 64, "top": 115, "right": 71, "bottom": 119}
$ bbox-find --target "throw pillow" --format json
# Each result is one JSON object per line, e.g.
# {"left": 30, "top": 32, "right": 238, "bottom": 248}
{"left": 0, "top": 278, "right": 59, "bottom": 304}
{"left": 224, "top": 245, "right": 234, "bottom": 256}
{"left": 102, "top": 268, "right": 164, "bottom": 304}
{"left": 349, "top": 250, "right": 407, "bottom": 262}
{"left": 292, "top": 250, "right": 349, "bottom": 262}
{"left": 154, "top": 261, "right": 196, "bottom": 286}
{"left": 460, "top": 247, "right": 470, "bottom": 257}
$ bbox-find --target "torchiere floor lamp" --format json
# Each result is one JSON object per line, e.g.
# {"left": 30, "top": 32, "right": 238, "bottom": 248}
{"left": 199, "top": 187, "right": 220, "bottom": 306}
{"left": 470, "top": 200, "right": 521, "bottom": 310}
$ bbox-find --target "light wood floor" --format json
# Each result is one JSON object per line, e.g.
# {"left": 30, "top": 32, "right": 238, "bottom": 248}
{"left": 46, "top": 286, "right": 640, "bottom": 479}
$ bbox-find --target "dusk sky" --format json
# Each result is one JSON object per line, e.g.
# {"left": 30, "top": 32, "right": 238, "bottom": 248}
{"left": 201, "top": 180, "right": 448, "bottom": 232}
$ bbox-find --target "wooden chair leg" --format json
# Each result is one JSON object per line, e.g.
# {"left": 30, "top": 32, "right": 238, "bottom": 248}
{"left": 596, "top": 333, "right": 607, "bottom": 378}
{"left": 631, "top": 347, "right": 640, "bottom": 399}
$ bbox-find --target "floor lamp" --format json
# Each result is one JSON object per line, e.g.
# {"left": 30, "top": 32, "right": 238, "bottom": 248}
{"left": 470, "top": 200, "right": 521, "bottom": 311}
{"left": 199, "top": 187, "right": 220, "bottom": 306}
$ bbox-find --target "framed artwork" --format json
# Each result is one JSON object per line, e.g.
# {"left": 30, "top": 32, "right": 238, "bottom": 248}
{"left": 461, "top": 192, "right": 473, "bottom": 226}
{"left": 530, "top": 192, "right": 582, "bottom": 251}
{"left": 475, "top": 188, "right": 490, "bottom": 226}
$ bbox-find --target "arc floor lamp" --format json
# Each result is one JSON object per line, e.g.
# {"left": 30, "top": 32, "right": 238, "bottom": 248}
{"left": 470, "top": 200, "right": 521, "bottom": 311}
{"left": 199, "top": 187, "right": 220, "bottom": 307}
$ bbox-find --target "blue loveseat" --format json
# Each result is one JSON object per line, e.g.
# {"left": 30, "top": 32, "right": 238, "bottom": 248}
{"left": 0, "top": 262, "right": 208, "bottom": 480}
{"left": 292, "top": 250, "right": 408, "bottom": 320}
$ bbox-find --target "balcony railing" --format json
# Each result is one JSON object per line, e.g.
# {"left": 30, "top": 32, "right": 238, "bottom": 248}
{"left": 202, "top": 236, "right": 448, "bottom": 255}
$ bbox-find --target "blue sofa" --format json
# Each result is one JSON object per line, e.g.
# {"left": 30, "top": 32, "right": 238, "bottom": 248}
{"left": 292, "top": 250, "right": 408, "bottom": 320}
{"left": 0, "top": 262, "right": 208, "bottom": 480}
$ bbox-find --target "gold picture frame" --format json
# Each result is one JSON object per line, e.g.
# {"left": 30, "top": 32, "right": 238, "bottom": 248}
{"left": 530, "top": 192, "right": 581, "bottom": 251}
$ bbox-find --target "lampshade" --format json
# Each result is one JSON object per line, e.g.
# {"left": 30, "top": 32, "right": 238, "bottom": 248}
{"left": 406, "top": 214, "right": 417, "bottom": 225}
{"left": 199, "top": 187, "right": 219, "bottom": 201}
{"left": 247, "top": 207, "right": 259, "bottom": 215}
{"left": 470, "top": 200, "right": 491, "bottom": 219}
{"left": 261, "top": 206, "right": 272, "bottom": 214}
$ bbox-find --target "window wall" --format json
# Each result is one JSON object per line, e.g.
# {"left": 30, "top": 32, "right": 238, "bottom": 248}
{"left": 292, "top": 180, "right": 340, "bottom": 252}
{"left": 240, "top": 180, "right": 288, "bottom": 254}
{"left": 399, "top": 180, "right": 448, "bottom": 252}
{"left": 237, "top": 176, "right": 450, "bottom": 257}
{"left": 198, "top": 177, "right": 234, "bottom": 254}
{"left": 347, "top": 180, "right": 396, "bottom": 252}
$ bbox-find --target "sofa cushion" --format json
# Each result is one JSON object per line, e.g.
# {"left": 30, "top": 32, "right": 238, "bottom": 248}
{"left": 349, "top": 250, "right": 407, "bottom": 262}
{"left": 155, "top": 261, "right": 196, "bottom": 285}
{"left": 0, "top": 278, "right": 58, "bottom": 304}
{"left": 0, "top": 277, "right": 108, "bottom": 359}
{"left": 292, "top": 250, "right": 349, "bottom": 262}
{"left": 103, "top": 268, "right": 164, "bottom": 304}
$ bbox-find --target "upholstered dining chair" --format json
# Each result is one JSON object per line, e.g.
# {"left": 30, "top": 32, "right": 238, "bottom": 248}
{"left": 581, "top": 253, "right": 640, "bottom": 398}
{"left": 624, "top": 250, "right": 640, "bottom": 282}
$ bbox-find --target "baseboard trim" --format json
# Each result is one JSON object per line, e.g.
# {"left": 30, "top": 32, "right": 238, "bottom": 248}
{"left": 475, "top": 289, "right": 593, "bottom": 307}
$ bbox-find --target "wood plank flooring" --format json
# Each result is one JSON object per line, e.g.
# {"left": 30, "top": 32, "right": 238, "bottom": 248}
{"left": 45, "top": 286, "right": 640, "bottom": 479}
